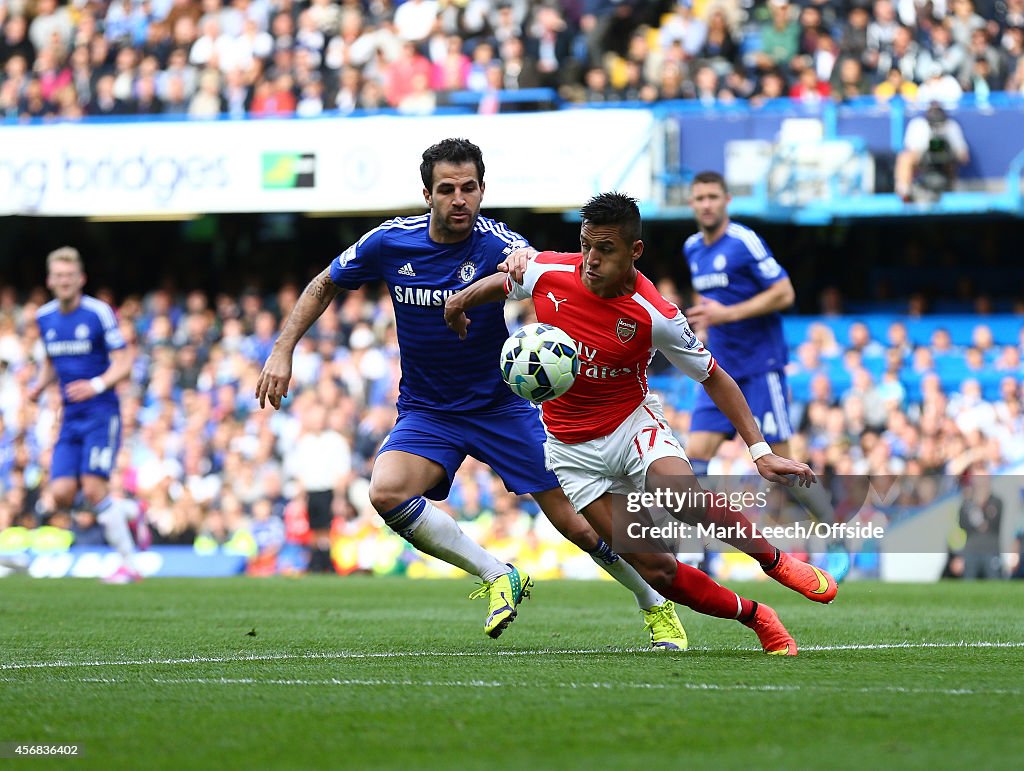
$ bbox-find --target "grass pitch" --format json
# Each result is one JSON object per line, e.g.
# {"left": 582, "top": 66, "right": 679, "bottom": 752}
{"left": 1, "top": 577, "right": 1022, "bottom": 770}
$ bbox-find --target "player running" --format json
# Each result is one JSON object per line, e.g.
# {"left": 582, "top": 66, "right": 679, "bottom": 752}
{"left": 445, "top": 192, "right": 841, "bottom": 655}
{"left": 685, "top": 170, "right": 833, "bottom": 523}
{"left": 256, "top": 139, "right": 688, "bottom": 647}
{"left": 28, "top": 247, "right": 148, "bottom": 583}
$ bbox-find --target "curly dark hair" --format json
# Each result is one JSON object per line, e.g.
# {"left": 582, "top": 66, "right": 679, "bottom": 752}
{"left": 420, "top": 138, "right": 485, "bottom": 191}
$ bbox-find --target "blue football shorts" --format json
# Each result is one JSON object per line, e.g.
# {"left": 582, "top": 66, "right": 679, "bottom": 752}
{"left": 51, "top": 408, "right": 122, "bottom": 481}
{"left": 378, "top": 401, "right": 560, "bottom": 500}
{"left": 690, "top": 369, "right": 794, "bottom": 444}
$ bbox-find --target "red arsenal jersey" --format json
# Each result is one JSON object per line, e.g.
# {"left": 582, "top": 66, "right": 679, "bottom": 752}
{"left": 507, "top": 252, "right": 717, "bottom": 443}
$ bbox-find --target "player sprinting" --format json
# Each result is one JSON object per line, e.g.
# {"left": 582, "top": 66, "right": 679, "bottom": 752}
{"left": 256, "top": 138, "right": 688, "bottom": 647}
{"left": 685, "top": 170, "right": 833, "bottom": 523}
{"left": 446, "top": 192, "right": 841, "bottom": 655}
{"left": 28, "top": 247, "right": 149, "bottom": 583}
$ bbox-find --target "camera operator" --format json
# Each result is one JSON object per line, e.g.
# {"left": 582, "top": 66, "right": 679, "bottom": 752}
{"left": 895, "top": 102, "right": 970, "bottom": 203}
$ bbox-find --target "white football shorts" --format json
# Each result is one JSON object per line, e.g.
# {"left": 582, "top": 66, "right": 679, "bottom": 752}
{"left": 543, "top": 393, "right": 689, "bottom": 513}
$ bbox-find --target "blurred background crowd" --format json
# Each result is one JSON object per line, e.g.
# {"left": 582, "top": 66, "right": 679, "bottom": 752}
{"left": 1, "top": 277, "right": 1022, "bottom": 577}
{"left": 2, "top": 0, "right": 1024, "bottom": 121}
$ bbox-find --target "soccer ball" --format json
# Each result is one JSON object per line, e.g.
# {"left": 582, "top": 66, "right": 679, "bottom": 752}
{"left": 499, "top": 323, "right": 579, "bottom": 403}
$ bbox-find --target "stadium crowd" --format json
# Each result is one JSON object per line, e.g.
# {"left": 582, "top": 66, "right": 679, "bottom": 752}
{"left": 0, "top": 278, "right": 1022, "bottom": 577}
{"left": 2, "top": 0, "right": 1024, "bottom": 121}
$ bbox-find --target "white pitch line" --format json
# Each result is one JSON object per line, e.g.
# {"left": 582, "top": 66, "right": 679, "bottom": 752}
{"left": 1, "top": 641, "right": 1022, "bottom": 672}
{"left": 0, "top": 648, "right": 638, "bottom": 671}
{"left": 2, "top": 676, "right": 1019, "bottom": 697}
{"left": 802, "top": 641, "right": 1024, "bottom": 652}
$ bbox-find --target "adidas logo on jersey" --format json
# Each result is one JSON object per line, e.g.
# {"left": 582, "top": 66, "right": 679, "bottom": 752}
{"left": 398, "top": 263, "right": 416, "bottom": 277}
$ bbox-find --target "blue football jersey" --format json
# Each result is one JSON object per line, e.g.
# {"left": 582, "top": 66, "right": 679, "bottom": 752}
{"left": 684, "top": 222, "right": 789, "bottom": 379}
{"left": 330, "top": 213, "right": 528, "bottom": 412}
{"left": 36, "top": 295, "right": 125, "bottom": 417}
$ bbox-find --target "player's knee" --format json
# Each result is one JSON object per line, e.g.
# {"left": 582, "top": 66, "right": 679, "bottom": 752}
{"left": 49, "top": 480, "right": 78, "bottom": 509}
{"left": 368, "top": 479, "right": 414, "bottom": 515}
{"left": 79, "top": 478, "right": 108, "bottom": 507}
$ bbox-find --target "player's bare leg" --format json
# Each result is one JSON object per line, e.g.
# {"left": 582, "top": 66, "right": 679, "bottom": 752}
{"left": 48, "top": 476, "right": 79, "bottom": 511}
{"left": 370, "top": 451, "right": 530, "bottom": 637}
{"left": 582, "top": 492, "right": 796, "bottom": 654}
{"left": 683, "top": 430, "right": 727, "bottom": 479}
{"left": 533, "top": 487, "right": 687, "bottom": 649}
{"left": 645, "top": 456, "right": 837, "bottom": 604}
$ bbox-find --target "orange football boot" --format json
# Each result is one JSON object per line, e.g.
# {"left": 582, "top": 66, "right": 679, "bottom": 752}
{"left": 744, "top": 604, "right": 797, "bottom": 656}
{"left": 765, "top": 551, "right": 838, "bottom": 604}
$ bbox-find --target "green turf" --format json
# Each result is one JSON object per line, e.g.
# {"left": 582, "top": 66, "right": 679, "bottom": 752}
{"left": 1, "top": 577, "right": 1022, "bottom": 770}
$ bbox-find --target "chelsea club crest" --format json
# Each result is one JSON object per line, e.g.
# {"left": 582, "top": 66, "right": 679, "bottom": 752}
{"left": 458, "top": 261, "right": 477, "bottom": 283}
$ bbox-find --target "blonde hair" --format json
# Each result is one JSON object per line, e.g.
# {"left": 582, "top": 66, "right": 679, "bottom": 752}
{"left": 46, "top": 246, "right": 83, "bottom": 271}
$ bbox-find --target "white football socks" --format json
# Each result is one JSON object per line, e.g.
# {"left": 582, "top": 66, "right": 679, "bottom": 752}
{"left": 589, "top": 539, "right": 665, "bottom": 611}
{"left": 96, "top": 498, "right": 137, "bottom": 566}
{"left": 395, "top": 498, "right": 509, "bottom": 582}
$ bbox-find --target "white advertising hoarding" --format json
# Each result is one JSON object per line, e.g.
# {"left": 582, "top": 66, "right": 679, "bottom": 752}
{"left": 0, "top": 111, "right": 654, "bottom": 217}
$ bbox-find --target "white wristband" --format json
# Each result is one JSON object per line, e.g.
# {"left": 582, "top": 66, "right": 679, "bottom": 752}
{"left": 749, "top": 441, "right": 772, "bottom": 462}
{"left": 90, "top": 377, "right": 107, "bottom": 394}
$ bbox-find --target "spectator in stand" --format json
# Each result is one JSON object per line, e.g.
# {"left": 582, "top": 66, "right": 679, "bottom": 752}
{"left": 875, "top": 63, "right": 920, "bottom": 100}
{"left": 750, "top": 66, "right": 788, "bottom": 105}
{"left": 87, "top": 72, "right": 130, "bottom": 115}
{"left": 928, "top": 21, "right": 967, "bottom": 80}
{"left": 959, "top": 28, "right": 1003, "bottom": 88}
{"left": 699, "top": 7, "right": 740, "bottom": 77}
{"left": 950, "top": 0, "right": 988, "bottom": 48}
{"left": 188, "top": 66, "right": 224, "bottom": 117}
{"left": 867, "top": 0, "right": 901, "bottom": 77}
{"left": 0, "top": 14, "right": 36, "bottom": 68}
{"left": 752, "top": 0, "right": 800, "bottom": 74}
{"left": 397, "top": 69, "right": 436, "bottom": 115}
{"left": 29, "top": 0, "right": 73, "bottom": 54}
{"left": 250, "top": 71, "right": 296, "bottom": 115}
{"left": 958, "top": 468, "right": 1004, "bottom": 579}
{"left": 283, "top": 399, "right": 351, "bottom": 573}
{"left": 525, "top": 3, "right": 573, "bottom": 88}
{"left": 659, "top": 0, "right": 706, "bottom": 62}
{"left": 134, "top": 72, "right": 165, "bottom": 114}
{"left": 789, "top": 64, "right": 830, "bottom": 102}
{"left": 384, "top": 39, "right": 431, "bottom": 107}
{"left": 833, "top": 55, "right": 872, "bottom": 100}
{"left": 393, "top": 0, "right": 439, "bottom": 44}
{"left": 431, "top": 34, "right": 470, "bottom": 91}
{"left": 839, "top": 3, "right": 871, "bottom": 66}
{"left": 161, "top": 72, "right": 190, "bottom": 113}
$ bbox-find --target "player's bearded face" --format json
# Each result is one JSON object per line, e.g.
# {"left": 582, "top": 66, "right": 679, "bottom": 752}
{"left": 425, "top": 161, "right": 484, "bottom": 242}
{"left": 689, "top": 182, "right": 729, "bottom": 232}
{"left": 579, "top": 222, "right": 642, "bottom": 298}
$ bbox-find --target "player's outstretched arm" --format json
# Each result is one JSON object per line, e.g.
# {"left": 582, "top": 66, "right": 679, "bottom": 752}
{"left": 700, "top": 366, "right": 815, "bottom": 487}
{"left": 443, "top": 273, "right": 512, "bottom": 340}
{"left": 256, "top": 267, "right": 342, "bottom": 410}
